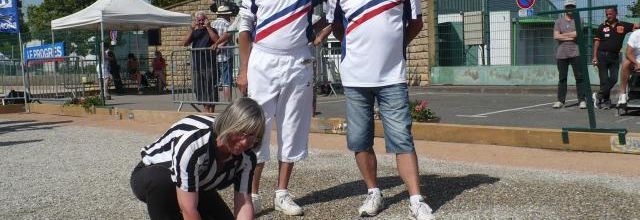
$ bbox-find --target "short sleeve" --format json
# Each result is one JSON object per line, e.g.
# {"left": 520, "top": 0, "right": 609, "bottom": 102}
{"left": 407, "top": 0, "right": 422, "bottom": 20}
{"left": 238, "top": 0, "right": 257, "bottom": 33}
{"left": 629, "top": 31, "right": 640, "bottom": 48}
{"left": 171, "top": 129, "right": 210, "bottom": 192}
{"left": 554, "top": 19, "right": 561, "bottom": 32}
{"left": 595, "top": 25, "right": 604, "bottom": 40}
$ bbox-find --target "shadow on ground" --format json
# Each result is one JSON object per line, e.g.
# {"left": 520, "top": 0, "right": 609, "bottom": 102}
{"left": 0, "top": 139, "right": 44, "bottom": 147}
{"left": 0, "top": 120, "right": 73, "bottom": 135}
{"left": 257, "top": 174, "right": 499, "bottom": 217}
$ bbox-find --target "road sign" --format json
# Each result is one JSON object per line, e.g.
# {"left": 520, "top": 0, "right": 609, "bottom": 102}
{"left": 517, "top": 0, "right": 536, "bottom": 9}
{"left": 518, "top": 8, "right": 535, "bottom": 17}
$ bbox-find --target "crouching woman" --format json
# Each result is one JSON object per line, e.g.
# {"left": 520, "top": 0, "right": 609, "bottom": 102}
{"left": 130, "top": 97, "right": 265, "bottom": 220}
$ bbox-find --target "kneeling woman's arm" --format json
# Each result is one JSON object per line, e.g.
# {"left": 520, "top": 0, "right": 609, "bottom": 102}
{"left": 234, "top": 192, "right": 254, "bottom": 220}
{"left": 177, "top": 189, "right": 201, "bottom": 220}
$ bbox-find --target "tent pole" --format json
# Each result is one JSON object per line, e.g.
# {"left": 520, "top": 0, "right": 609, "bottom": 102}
{"left": 99, "top": 22, "right": 106, "bottom": 105}
{"left": 51, "top": 30, "right": 58, "bottom": 99}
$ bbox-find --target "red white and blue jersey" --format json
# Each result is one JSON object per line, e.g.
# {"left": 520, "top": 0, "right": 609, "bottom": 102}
{"left": 240, "top": 0, "right": 321, "bottom": 50}
{"left": 326, "top": 0, "right": 421, "bottom": 87}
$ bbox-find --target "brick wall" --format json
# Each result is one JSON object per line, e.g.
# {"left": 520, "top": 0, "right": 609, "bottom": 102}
{"left": 406, "top": 0, "right": 435, "bottom": 86}
{"left": 154, "top": 0, "right": 436, "bottom": 87}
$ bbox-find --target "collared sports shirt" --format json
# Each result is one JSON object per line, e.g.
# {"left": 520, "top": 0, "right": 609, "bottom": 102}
{"left": 326, "top": 0, "right": 421, "bottom": 87}
{"left": 239, "top": 0, "right": 322, "bottom": 50}
{"left": 140, "top": 115, "right": 256, "bottom": 193}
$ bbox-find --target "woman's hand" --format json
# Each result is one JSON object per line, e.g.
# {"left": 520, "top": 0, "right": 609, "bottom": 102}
{"left": 176, "top": 188, "right": 201, "bottom": 220}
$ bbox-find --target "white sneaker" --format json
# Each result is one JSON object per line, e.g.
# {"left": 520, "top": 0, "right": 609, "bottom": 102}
{"left": 251, "top": 194, "right": 261, "bottom": 215}
{"left": 358, "top": 191, "right": 383, "bottom": 217}
{"left": 579, "top": 101, "right": 587, "bottom": 109}
{"left": 618, "top": 93, "right": 628, "bottom": 106}
{"left": 552, "top": 101, "right": 564, "bottom": 109}
{"left": 274, "top": 190, "right": 303, "bottom": 216}
{"left": 410, "top": 200, "right": 435, "bottom": 220}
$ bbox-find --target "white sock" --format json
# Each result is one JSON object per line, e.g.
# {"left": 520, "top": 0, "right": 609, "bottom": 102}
{"left": 410, "top": 195, "right": 424, "bottom": 206}
{"left": 275, "top": 189, "right": 289, "bottom": 197}
{"left": 367, "top": 188, "right": 381, "bottom": 195}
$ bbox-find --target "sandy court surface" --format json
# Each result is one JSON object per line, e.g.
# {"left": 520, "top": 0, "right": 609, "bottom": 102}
{"left": 1, "top": 113, "right": 639, "bottom": 219}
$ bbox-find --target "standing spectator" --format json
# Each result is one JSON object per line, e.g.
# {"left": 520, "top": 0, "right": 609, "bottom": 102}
{"left": 592, "top": 7, "right": 638, "bottom": 109}
{"left": 552, "top": 0, "right": 586, "bottom": 109}
{"left": 100, "top": 48, "right": 112, "bottom": 100}
{"left": 152, "top": 51, "right": 167, "bottom": 92}
{"left": 212, "top": 5, "right": 234, "bottom": 102}
{"left": 183, "top": 11, "right": 220, "bottom": 113}
{"left": 130, "top": 97, "right": 264, "bottom": 220}
{"left": 325, "top": 0, "right": 434, "bottom": 219}
{"left": 237, "top": 0, "right": 321, "bottom": 215}
{"left": 127, "top": 53, "right": 143, "bottom": 94}
{"left": 108, "top": 50, "right": 124, "bottom": 95}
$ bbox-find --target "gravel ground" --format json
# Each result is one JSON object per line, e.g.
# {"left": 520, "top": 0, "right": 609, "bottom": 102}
{"left": 1, "top": 118, "right": 639, "bottom": 220}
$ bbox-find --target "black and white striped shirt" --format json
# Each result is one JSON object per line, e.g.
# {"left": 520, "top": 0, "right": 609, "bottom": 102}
{"left": 140, "top": 115, "right": 256, "bottom": 193}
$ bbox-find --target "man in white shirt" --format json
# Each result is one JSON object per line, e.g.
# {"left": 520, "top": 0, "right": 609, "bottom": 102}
{"left": 325, "top": 0, "right": 434, "bottom": 219}
{"left": 237, "top": 0, "right": 322, "bottom": 216}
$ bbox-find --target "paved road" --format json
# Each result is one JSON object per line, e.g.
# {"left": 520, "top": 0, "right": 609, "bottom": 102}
{"left": 1, "top": 115, "right": 639, "bottom": 219}
{"left": 92, "top": 86, "right": 640, "bottom": 132}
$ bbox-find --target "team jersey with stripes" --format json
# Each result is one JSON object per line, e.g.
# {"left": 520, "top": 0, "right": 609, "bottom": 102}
{"left": 240, "top": 0, "right": 321, "bottom": 50}
{"left": 326, "top": 0, "right": 421, "bottom": 87}
{"left": 140, "top": 115, "right": 257, "bottom": 193}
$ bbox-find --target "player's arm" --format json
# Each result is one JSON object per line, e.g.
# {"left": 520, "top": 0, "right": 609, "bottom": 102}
{"left": 592, "top": 39, "right": 600, "bottom": 65}
{"left": 237, "top": 0, "right": 256, "bottom": 96}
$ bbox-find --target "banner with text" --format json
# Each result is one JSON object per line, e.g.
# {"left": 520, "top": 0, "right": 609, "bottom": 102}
{"left": 0, "top": 0, "right": 20, "bottom": 33}
{"left": 24, "top": 42, "right": 65, "bottom": 61}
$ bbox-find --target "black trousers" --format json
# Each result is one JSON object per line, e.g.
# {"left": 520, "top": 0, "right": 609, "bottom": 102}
{"left": 130, "top": 162, "right": 234, "bottom": 220}
{"left": 557, "top": 57, "right": 586, "bottom": 102}
{"left": 596, "top": 51, "right": 620, "bottom": 101}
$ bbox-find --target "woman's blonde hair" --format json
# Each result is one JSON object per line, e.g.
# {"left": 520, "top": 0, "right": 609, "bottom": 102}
{"left": 214, "top": 98, "right": 265, "bottom": 149}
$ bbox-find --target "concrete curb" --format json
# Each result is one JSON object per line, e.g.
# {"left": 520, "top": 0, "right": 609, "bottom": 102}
{"left": 16, "top": 103, "right": 640, "bottom": 155}
{"left": 0, "top": 104, "right": 25, "bottom": 114}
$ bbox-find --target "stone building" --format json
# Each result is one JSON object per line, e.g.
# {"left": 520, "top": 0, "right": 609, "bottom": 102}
{"left": 150, "top": 0, "right": 436, "bottom": 86}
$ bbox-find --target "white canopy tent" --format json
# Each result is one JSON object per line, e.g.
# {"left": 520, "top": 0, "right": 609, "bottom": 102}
{"left": 50, "top": 0, "right": 191, "bottom": 100}
{"left": 51, "top": 0, "right": 191, "bottom": 31}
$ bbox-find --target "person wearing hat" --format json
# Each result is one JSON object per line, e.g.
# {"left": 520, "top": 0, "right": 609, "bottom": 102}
{"left": 552, "top": 0, "right": 587, "bottom": 109}
{"left": 212, "top": 4, "right": 234, "bottom": 102}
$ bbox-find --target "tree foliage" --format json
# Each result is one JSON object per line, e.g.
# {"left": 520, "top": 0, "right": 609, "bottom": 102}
{"left": 22, "top": 0, "right": 189, "bottom": 56}
{"left": 630, "top": 1, "right": 640, "bottom": 16}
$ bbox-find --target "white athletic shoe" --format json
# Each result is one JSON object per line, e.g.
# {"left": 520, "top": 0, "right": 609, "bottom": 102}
{"left": 274, "top": 190, "right": 303, "bottom": 216}
{"left": 409, "top": 200, "right": 435, "bottom": 220}
{"left": 358, "top": 191, "right": 383, "bottom": 217}
{"left": 552, "top": 101, "right": 564, "bottom": 109}
{"left": 251, "top": 193, "right": 261, "bottom": 215}
{"left": 618, "top": 93, "right": 628, "bottom": 107}
{"left": 579, "top": 101, "right": 587, "bottom": 109}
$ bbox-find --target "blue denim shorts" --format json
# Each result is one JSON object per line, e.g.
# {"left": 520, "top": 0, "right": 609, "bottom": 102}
{"left": 344, "top": 83, "right": 415, "bottom": 153}
{"left": 218, "top": 61, "right": 233, "bottom": 86}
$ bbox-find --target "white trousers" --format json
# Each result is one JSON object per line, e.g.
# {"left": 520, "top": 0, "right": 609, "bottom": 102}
{"left": 248, "top": 44, "right": 314, "bottom": 163}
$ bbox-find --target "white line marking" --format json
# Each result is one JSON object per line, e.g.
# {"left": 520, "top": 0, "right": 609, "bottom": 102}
{"left": 456, "top": 99, "right": 578, "bottom": 118}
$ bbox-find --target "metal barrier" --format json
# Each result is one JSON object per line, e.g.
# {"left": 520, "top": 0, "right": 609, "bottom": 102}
{"left": 170, "top": 46, "right": 238, "bottom": 112}
{"left": 24, "top": 56, "right": 100, "bottom": 102}
{"left": 316, "top": 47, "right": 343, "bottom": 97}
{"left": 0, "top": 59, "right": 25, "bottom": 105}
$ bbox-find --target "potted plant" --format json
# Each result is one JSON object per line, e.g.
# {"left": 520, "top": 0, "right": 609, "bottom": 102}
{"left": 409, "top": 100, "right": 440, "bottom": 123}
